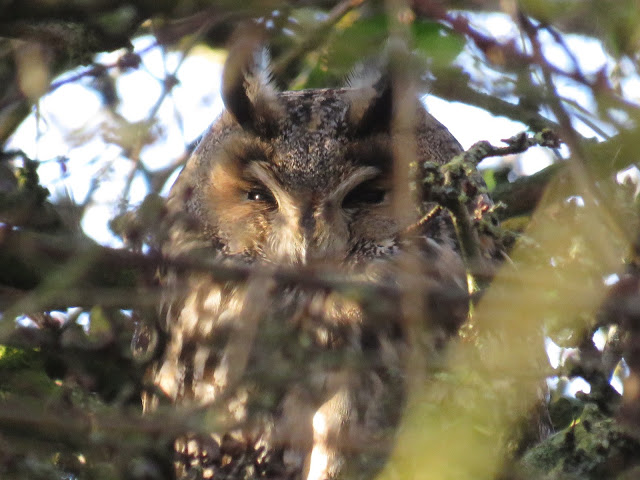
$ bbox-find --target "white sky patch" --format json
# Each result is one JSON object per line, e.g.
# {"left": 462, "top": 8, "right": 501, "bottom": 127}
{"left": 611, "top": 375, "right": 624, "bottom": 395}
{"left": 565, "top": 195, "right": 585, "bottom": 207}
{"left": 564, "top": 35, "right": 611, "bottom": 74}
{"left": 592, "top": 328, "right": 607, "bottom": 351}
{"left": 540, "top": 31, "right": 611, "bottom": 75}
{"left": 44, "top": 83, "right": 103, "bottom": 131}
{"left": 545, "top": 337, "right": 562, "bottom": 369}
{"left": 423, "top": 95, "right": 526, "bottom": 149}
{"left": 617, "top": 165, "right": 640, "bottom": 195}
{"left": 517, "top": 147, "right": 554, "bottom": 175}
{"left": 160, "top": 168, "right": 182, "bottom": 197}
{"left": 621, "top": 74, "right": 640, "bottom": 103}
{"left": 568, "top": 377, "right": 591, "bottom": 396}
{"left": 464, "top": 12, "right": 519, "bottom": 41}
{"left": 116, "top": 70, "right": 164, "bottom": 122}
{"left": 603, "top": 273, "right": 620, "bottom": 287}
{"left": 8, "top": 81, "right": 103, "bottom": 160}
{"left": 81, "top": 203, "right": 124, "bottom": 247}
{"left": 611, "top": 358, "right": 629, "bottom": 395}
{"left": 171, "top": 53, "right": 225, "bottom": 139}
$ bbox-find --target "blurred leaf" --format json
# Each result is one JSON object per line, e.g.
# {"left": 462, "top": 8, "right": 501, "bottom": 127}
{"left": 412, "top": 19, "right": 464, "bottom": 69}
{"left": 305, "top": 13, "right": 388, "bottom": 87}
{"left": 482, "top": 169, "right": 497, "bottom": 191}
{"left": 0, "top": 346, "right": 54, "bottom": 398}
{"left": 303, "top": 14, "right": 464, "bottom": 87}
{"left": 14, "top": 42, "right": 50, "bottom": 101}
{"left": 89, "top": 305, "right": 111, "bottom": 341}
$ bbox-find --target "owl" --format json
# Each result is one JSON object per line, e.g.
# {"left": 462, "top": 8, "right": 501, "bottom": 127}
{"left": 142, "top": 46, "right": 480, "bottom": 480}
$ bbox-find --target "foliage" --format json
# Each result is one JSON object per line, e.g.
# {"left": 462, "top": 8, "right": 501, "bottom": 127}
{"left": 1, "top": 1, "right": 640, "bottom": 479}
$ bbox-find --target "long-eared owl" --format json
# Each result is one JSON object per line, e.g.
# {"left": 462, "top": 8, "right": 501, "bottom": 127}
{"left": 143, "top": 44, "right": 481, "bottom": 480}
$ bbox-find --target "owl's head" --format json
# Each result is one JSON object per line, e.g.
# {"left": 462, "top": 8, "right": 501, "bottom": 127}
{"left": 168, "top": 48, "right": 463, "bottom": 266}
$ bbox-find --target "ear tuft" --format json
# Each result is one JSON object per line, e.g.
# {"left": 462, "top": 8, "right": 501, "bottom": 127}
{"left": 346, "top": 52, "right": 394, "bottom": 136}
{"left": 221, "top": 27, "right": 281, "bottom": 136}
{"left": 345, "top": 56, "right": 386, "bottom": 89}
{"left": 349, "top": 74, "right": 393, "bottom": 136}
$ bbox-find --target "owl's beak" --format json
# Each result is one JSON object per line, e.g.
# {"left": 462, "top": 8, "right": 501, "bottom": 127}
{"left": 299, "top": 207, "right": 316, "bottom": 243}
{"left": 270, "top": 196, "right": 348, "bottom": 265}
{"left": 297, "top": 204, "right": 348, "bottom": 266}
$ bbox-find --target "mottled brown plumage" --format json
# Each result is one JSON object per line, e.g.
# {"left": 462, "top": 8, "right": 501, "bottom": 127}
{"left": 143, "top": 49, "right": 482, "bottom": 480}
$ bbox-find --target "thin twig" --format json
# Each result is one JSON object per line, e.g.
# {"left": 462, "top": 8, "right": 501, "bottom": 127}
{"left": 412, "top": 0, "right": 640, "bottom": 113}
{"left": 517, "top": 12, "right": 631, "bottom": 261}
{"left": 455, "top": 130, "right": 562, "bottom": 167}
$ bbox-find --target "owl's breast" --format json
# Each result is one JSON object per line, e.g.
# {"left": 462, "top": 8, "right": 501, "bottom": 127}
{"left": 152, "top": 267, "right": 407, "bottom": 479}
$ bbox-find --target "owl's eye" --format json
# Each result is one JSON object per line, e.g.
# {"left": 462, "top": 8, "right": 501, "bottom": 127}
{"left": 247, "top": 187, "right": 277, "bottom": 208}
{"left": 342, "top": 182, "right": 387, "bottom": 209}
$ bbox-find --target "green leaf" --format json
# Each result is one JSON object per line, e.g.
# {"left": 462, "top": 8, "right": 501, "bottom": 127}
{"left": 412, "top": 20, "right": 465, "bottom": 69}
{"left": 89, "top": 306, "right": 111, "bottom": 340}
{"left": 305, "top": 14, "right": 388, "bottom": 87}
{"left": 482, "top": 169, "right": 497, "bottom": 191}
